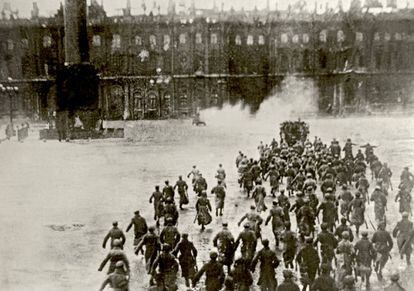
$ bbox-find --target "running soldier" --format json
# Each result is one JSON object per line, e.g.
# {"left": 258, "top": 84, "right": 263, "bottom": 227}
{"left": 213, "top": 223, "right": 235, "bottom": 273}
{"left": 172, "top": 233, "right": 198, "bottom": 287}
{"left": 317, "top": 194, "right": 338, "bottom": 232}
{"left": 238, "top": 205, "right": 263, "bottom": 240}
{"left": 348, "top": 192, "right": 366, "bottom": 236}
{"left": 149, "top": 186, "right": 164, "bottom": 225}
{"left": 160, "top": 218, "right": 180, "bottom": 250}
{"left": 194, "top": 173, "right": 208, "bottom": 195}
{"left": 354, "top": 231, "right": 376, "bottom": 289}
{"left": 99, "top": 261, "right": 129, "bottom": 291}
{"left": 370, "top": 185, "right": 387, "bottom": 223}
{"left": 296, "top": 237, "right": 320, "bottom": 290}
{"left": 264, "top": 165, "right": 280, "bottom": 197}
{"left": 252, "top": 179, "right": 267, "bottom": 213}
{"left": 163, "top": 198, "right": 179, "bottom": 226}
{"left": 314, "top": 222, "right": 338, "bottom": 265}
{"left": 235, "top": 222, "right": 258, "bottom": 262}
{"left": 174, "top": 176, "right": 188, "bottom": 210}
{"left": 103, "top": 221, "right": 126, "bottom": 249}
{"left": 135, "top": 226, "right": 160, "bottom": 274}
{"left": 150, "top": 244, "right": 179, "bottom": 291}
{"left": 393, "top": 212, "right": 414, "bottom": 266}
{"left": 195, "top": 191, "right": 212, "bottom": 231}
{"left": 251, "top": 239, "right": 280, "bottom": 291}
{"left": 187, "top": 165, "right": 200, "bottom": 191}
{"left": 192, "top": 251, "right": 225, "bottom": 291}
{"left": 162, "top": 180, "right": 174, "bottom": 201}
{"left": 126, "top": 210, "right": 148, "bottom": 246}
{"left": 336, "top": 232, "right": 355, "bottom": 286}
{"left": 265, "top": 201, "right": 285, "bottom": 248}
{"left": 372, "top": 222, "right": 393, "bottom": 279}
{"left": 232, "top": 257, "right": 254, "bottom": 291}
{"left": 338, "top": 185, "right": 353, "bottom": 220}
{"left": 211, "top": 180, "right": 226, "bottom": 216}
{"left": 395, "top": 189, "right": 412, "bottom": 215}
{"left": 277, "top": 190, "right": 291, "bottom": 222}
{"left": 98, "top": 239, "right": 130, "bottom": 275}
{"left": 280, "top": 221, "right": 297, "bottom": 269}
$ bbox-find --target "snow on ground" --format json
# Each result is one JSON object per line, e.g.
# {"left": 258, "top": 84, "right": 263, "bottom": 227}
{"left": 0, "top": 109, "right": 414, "bottom": 290}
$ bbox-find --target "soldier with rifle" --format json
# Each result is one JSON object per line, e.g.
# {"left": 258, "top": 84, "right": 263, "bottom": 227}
{"left": 354, "top": 231, "right": 376, "bottom": 289}
{"left": 251, "top": 239, "right": 280, "bottom": 291}
{"left": 213, "top": 222, "right": 235, "bottom": 273}
{"left": 296, "top": 237, "right": 320, "bottom": 291}
{"left": 314, "top": 222, "right": 338, "bottom": 265}
{"left": 372, "top": 221, "right": 393, "bottom": 279}
{"left": 172, "top": 233, "right": 198, "bottom": 287}
{"left": 393, "top": 212, "right": 414, "bottom": 266}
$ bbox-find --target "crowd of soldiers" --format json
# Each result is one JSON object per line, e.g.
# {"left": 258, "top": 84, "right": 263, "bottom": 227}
{"left": 97, "top": 127, "right": 414, "bottom": 291}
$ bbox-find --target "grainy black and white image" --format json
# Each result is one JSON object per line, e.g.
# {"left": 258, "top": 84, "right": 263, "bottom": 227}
{"left": 1, "top": 0, "right": 414, "bottom": 290}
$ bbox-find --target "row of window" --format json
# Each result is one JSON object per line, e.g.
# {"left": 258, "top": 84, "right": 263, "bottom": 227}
{"left": 1, "top": 30, "right": 412, "bottom": 52}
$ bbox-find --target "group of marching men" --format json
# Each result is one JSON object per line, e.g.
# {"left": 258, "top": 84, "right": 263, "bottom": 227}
{"left": 96, "top": 134, "right": 414, "bottom": 291}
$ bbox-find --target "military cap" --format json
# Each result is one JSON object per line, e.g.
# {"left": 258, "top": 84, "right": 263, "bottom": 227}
{"left": 284, "top": 221, "right": 291, "bottom": 228}
{"left": 326, "top": 187, "right": 333, "bottom": 192}
{"left": 321, "top": 223, "right": 328, "bottom": 230}
{"left": 375, "top": 185, "right": 381, "bottom": 190}
{"left": 163, "top": 244, "right": 171, "bottom": 251}
{"left": 341, "top": 217, "right": 347, "bottom": 224}
{"left": 262, "top": 239, "right": 269, "bottom": 247}
{"left": 283, "top": 269, "right": 294, "bottom": 278}
{"left": 210, "top": 251, "right": 218, "bottom": 259}
{"left": 402, "top": 212, "right": 409, "bottom": 218}
{"left": 272, "top": 201, "right": 278, "bottom": 205}
{"left": 355, "top": 192, "right": 361, "bottom": 197}
{"left": 134, "top": 210, "right": 140, "bottom": 214}
{"left": 343, "top": 275, "right": 354, "bottom": 285}
{"left": 250, "top": 205, "right": 256, "bottom": 210}
{"left": 166, "top": 217, "right": 173, "bottom": 222}
{"left": 361, "top": 231, "right": 368, "bottom": 237}
{"left": 378, "top": 221, "right": 386, "bottom": 229}
{"left": 306, "top": 237, "right": 313, "bottom": 244}
{"left": 115, "top": 261, "right": 124, "bottom": 268}
{"left": 112, "top": 221, "right": 118, "bottom": 226}
{"left": 222, "top": 222, "right": 228, "bottom": 227}
{"left": 342, "top": 231, "right": 350, "bottom": 239}
{"left": 306, "top": 173, "right": 313, "bottom": 178}
{"left": 296, "top": 191, "right": 304, "bottom": 197}
{"left": 244, "top": 222, "right": 250, "bottom": 228}
{"left": 390, "top": 273, "right": 400, "bottom": 282}
{"left": 342, "top": 184, "right": 348, "bottom": 190}
{"left": 149, "top": 226, "right": 156, "bottom": 232}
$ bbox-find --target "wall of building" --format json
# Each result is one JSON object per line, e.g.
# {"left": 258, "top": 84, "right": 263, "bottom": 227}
{"left": 0, "top": 5, "right": 413, "bottom": 119}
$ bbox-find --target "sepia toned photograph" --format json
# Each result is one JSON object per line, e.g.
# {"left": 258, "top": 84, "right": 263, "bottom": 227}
{"left": 0, "top": 0, "right": 414, "bottom": 290}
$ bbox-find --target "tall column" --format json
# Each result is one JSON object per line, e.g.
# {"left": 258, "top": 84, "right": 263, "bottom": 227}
{"left": 64, "top": 0, "right": 89, "bottom": 65}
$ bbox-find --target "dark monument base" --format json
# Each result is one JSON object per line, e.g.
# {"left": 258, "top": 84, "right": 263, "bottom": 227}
{"left": 39, "top": 128, "right": 124, "bottom": 140}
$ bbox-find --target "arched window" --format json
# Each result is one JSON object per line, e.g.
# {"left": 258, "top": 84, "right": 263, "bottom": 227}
{"left": 149, "top": 35, "right": 157, "bottom": 48}
{"left": 319, "top": 30, "right": 327, "bottom": 43}
{"left": 195, "top": 33, "right": 202, "bottom": 44}
{"left": 7, "top": 39, "right": 14, "bottom": 50}
{"left": 374, "top": 32, "right": 380, "bottom": 42}
{"left": 92, "top": 35, "right": 101, "bottom": 47}
{"left": 356, "top": 32, "right": 363, "bottom": 42}
{"left": 303, "top": 34, "right": 309, "bottom": 44}
{"left": 281, "top": 33, "right": 288, "bottom": 44}
{"left": 394, "top": 33, "right": 402, "bottom": 41}
{"left": 384, "top": 32, "right": 391, "bottom": 41}
{"left": 337, "top": 30, "right": 345, "bottom": 43}
{"left": 163, "top": 35, "right": 170, "bottom": 51}
{"left": 210, "top": 33, "right": 218, "bottom": 44}
{"left": 258, "top": 35, "right": 265, "bottom": 45}
{"left": 292, "top": 34, "right": 299, "bottom": 44}
{"left": 179, "top": 33, "right": 186, "bottom": 44}
{"left": 112, "top": 34, "right": 121, "bottom": 50}
{"left": 247, "top": 35, "right": 254, "bottom": 45}
{"left": 135, "top": 36, "right": 142, "bottom": 46}
{"left": 43, "top": 35, "right": 52, "bottom": 48}
{"left": 21, "top": 38, "right": 28, "bottom": 49}
{"left": 235, "top": 35, "right": 241, "bottom": 45}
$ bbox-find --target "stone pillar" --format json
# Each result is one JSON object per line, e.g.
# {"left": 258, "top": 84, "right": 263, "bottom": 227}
{"left": 64, "top": 0, "right": 89, "bottom": 65}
